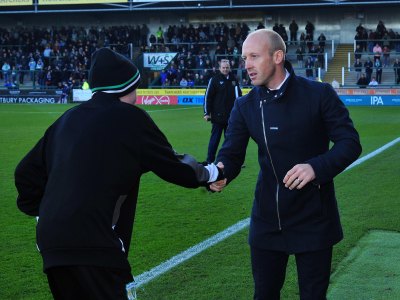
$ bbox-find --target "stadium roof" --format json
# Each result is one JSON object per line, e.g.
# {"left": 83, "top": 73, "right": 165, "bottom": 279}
{"left": 1, "top": 0, "right": 400, "bottom": 14}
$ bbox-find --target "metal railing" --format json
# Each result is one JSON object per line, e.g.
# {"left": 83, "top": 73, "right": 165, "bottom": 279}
{"left": 353, "top": 39, "right": 400, "bottom": 52}
{"left": 347, "top": 51, "right": 400, "bottom": 69}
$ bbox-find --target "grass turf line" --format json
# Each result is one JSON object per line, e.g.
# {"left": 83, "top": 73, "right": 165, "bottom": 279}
{"left": 328, "top": 230, "right": 400, "bottom": 300}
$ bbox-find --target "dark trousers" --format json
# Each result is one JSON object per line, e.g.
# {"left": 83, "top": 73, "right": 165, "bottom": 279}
{"left": 46, "top": 266, "right": 133, "bottom": 300}
{"left": 366, "top": 71, "right": 372, "bottom": 83}
{"left": 251, "top": 246, "right": 333, "bottom": 300}
{"left": 376, "top": 70, "right": 382, "bottom": 84}
{"left": 207, "top": 122, "right": 227, "bottom": 163}
{"left": 290, "top": 32, "right": 297, "bottom": 42}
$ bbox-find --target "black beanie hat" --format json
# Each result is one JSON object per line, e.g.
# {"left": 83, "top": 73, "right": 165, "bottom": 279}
{"left": 88, "top": 48, "right": 141, "bottom": 97}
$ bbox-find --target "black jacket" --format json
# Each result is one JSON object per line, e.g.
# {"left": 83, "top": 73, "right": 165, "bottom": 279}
{"left": 217, "top": 62, "right": 362, "bottom": 253}
{"left": 204, "top": 72, "right": 242, "bottom": 125}
{"left": 15, "top": 93, "right": 210, "bottom": 272}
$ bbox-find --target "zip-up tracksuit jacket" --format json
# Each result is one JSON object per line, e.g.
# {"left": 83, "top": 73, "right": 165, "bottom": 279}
{"left": 216, "top": 62, "right": 362, "bottom": 254}
{"left": 15, "top": 93, "right": 210, "bottom": 273}
{"left": 204, "top": 72, "right": 242, "bottom": 125}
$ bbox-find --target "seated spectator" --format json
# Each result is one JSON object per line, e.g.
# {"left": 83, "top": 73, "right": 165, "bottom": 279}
{"left": 179, "top": 77, "right": 188, "bottom": 88}
{"left": 4, "top": 79, "right": 13, "bottom": 89}
{"left": 354, "top": 44, "right": 362, "bottom": 60}
{"left": 354, "top": 32, "right": 363, "bottom": 51}
{"left": 382, "top": 46, "right": 390, "bottom": 67}
{"left": 156, "top": 26, "right": 164, "bottom": 43}
{"left": 364, "top": 57, "right": 373, "bottom": 83}
{"left": 317, "top": 33, "right": 326, "bottom": 50}
{"left": 376, "top": 20, "right": 386, "bottom": 37}
{"left": 305, "top": 57, "right": 314, "bottom": 79}
{"left": 197, "top": 73, "right": 207, "bottom": 87}
{"left": 296, "top": 46, "right": 304, "bottom": 68}
{"left": 81, "top": 78, "right": 90, "bottom": 90}
{"left": 60, "top": 82, "right": 70, "bottom": 104}
{"left": 149, "top": 34, "right": 156, "bottom": 45}
{"left": 357, "top": 73, "right": 368, "bottom": 88}
{"left": 2, "top": 61, "right": 11, "bottom": 82}
{"left": 160, "top": 69, "right": 168, "bottom": 86}
{"left": 394, "top": 58, "right": 400, "bottom": 84}
{"left": 373, "top": 43, "right": 382, "bottom": 62}
{"left": 43, "top": 45, "right": 52, "bottom": 68}
{"left": 382, "top": 32, "right": 390, "bottom": 50}
{"left": 241, "top": 77, "right": 250, "bottom": 87}
{"left": 299, "top": 32, "right": 306, "bottom": 51}
{"left": 368, "top": 77, "right": 379, "bottom": 86}
{"left": 354, "top": 58, "right": 363, "bottom": 80}
{"left": 331, "top": 78, "right": 340, "bottom": 88}
{"left": 187, "top": 77, "right": 194, "bottom": 88}
{"left": 375, "top": 58, "right": 382, "bottom": 84}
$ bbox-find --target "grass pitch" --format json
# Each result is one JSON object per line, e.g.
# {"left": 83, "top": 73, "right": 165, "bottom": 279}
{"left": 0, "top": 104, "right": 399, "bottom": 299}
{"left": 329, "top": 230, "right": 400, "bottom": 299}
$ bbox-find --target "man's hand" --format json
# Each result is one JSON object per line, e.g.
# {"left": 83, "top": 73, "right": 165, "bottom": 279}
{"left": 204, "top": 114, "right": 211, "bottom": 122}
{"left": 208, "top": 162, "right": 227, "bottom": 192}
{"left": 283, "top": 163, "right": 315, "bottom": 190}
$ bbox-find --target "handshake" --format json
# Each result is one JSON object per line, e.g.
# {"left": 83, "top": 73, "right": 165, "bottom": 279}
{"left": 204, "top": 162, "right": 227, "bottom": 193}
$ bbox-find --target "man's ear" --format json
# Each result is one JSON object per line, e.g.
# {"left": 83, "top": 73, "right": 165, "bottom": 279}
{"left": 274, "top": 50, "right": 285, "bottom": 64}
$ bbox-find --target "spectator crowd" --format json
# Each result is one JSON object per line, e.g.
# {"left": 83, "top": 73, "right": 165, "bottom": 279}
{"left": 353, "top": 20, "right": 400, "bottom": 86}
{"left": 1, "top": 19, "right": 399, "bottom": 92}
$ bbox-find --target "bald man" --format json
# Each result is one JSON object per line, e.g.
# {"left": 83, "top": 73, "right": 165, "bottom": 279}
{"left": 203, "top": 59, "right": 242, "bottom": 164}
{"left": 214, "top": 29, "right": 361, "bottom": 299}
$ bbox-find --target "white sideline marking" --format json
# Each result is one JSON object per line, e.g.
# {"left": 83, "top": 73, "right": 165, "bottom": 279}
{"left": 135, "top": 218, "right": 250, "bottom": 287}
{"left": 135, "top": 137, "right": 400, "bottom": 287}
{"left": 344, "top": 137, "right": 400, "bottom": 171}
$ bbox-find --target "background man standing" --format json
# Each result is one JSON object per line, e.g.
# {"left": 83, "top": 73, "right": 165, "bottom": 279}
{"left": 203, "top": 59, "right": 242, "bottom": 164}
{"left": 289, "top": 19, "right": 299, "bottom": 44}
{"left": 214, "top": 29, "right": 362, "bottom": 299}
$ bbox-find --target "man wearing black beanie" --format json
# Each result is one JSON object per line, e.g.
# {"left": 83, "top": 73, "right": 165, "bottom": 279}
{"left": 15, "top": 48, "right": 225, "bottom": 299}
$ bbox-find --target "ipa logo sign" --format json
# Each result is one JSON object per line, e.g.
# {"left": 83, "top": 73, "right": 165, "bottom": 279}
{"left": 371, "top": 96, "right": 384, "bottom": 105}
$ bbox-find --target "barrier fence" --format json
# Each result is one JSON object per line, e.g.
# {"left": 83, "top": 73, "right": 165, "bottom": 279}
{"left": 1, "top": 88, "right": 399, "bottom": 106}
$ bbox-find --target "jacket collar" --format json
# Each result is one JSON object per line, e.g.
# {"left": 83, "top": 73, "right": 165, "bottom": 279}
{"left": 256, "top": 60, "right": 295, "bottom": 103}
{"left": 91, "top": 92, "right": 121, "bottom": 105}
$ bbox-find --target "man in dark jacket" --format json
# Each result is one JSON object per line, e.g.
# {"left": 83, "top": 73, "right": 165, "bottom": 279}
{"left": 357, "top": 73, "right": 369, "bottom": 88}
{"left": 289, "top": 20, "right": 299, "bottom": 44}
{"left": 364, "top": 57, "right": 374, "bottom": 83}
{"left": 203, "top": 59, "right": 242, "bottom": 163}
{"left": 213, "top": 29, "right": 362, "bottom": 299}
{"left": 15, "top": 48, "right": 224, "bottom": 300}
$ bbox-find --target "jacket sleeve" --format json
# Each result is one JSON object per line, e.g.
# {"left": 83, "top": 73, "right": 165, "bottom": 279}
{"left": 306, "top": 84, "right": 362, "bottom": 184}
{"left": 139, "top": 113, "right": 210, "bottom": 188}
{"left": 216, "top": 99, "right": 250, "bottom": 183}
{"left": 204, "top": 77, "right": 216, "bottom": 115}
{"left": 15, "top": 134, "right": 48, "bottom": 216}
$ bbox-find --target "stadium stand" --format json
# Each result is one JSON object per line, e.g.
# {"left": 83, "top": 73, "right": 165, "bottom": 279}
{"left": 0, "top": 3, "right": 399, "bottom": 95}
{"left": 0, "top": 23, "right": 333, "bottom": 91}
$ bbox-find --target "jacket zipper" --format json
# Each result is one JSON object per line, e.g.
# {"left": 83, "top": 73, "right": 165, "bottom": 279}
{"left": 260, "top": 100, "right": 282, "bottom": 230}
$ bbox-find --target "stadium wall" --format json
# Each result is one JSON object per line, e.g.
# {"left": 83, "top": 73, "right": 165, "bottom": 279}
{"left": 69, "top": 88, "right": 400, "bottom": 106}
{"left": 1, "top": 88, "right": 399, "bottom": 106}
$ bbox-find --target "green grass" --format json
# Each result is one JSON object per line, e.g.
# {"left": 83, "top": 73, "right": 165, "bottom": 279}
{"left": 329, "top": 230, "right": 400, "bottom": 299}
{"left": 0, "top": 104, "right": 399, "bottom": 299}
